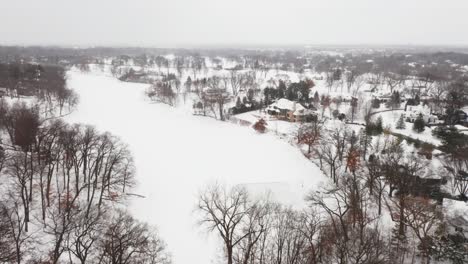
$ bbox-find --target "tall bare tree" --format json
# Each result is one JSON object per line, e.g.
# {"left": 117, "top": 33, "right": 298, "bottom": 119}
{"left": 197, "top": 184, "right": 254, "bottom": 264}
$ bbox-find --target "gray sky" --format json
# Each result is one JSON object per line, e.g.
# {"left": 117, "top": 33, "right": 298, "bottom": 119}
{"left": 1, "top": 0, "right": 467, "bottom": 47}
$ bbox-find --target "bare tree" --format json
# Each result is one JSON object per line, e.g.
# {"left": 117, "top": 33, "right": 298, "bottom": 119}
{"left": 0, "top": 197, "right": 33, "bottom": 264}
{"left": 403, "top": 197, "right": 442, "bottom": 264}
{"left": 345, "top": 69, "right": 361, "bottom": 93}
{"left": 319, "top": 127, "right": 348, "bottom": 184}
{"left": 43, "top": 201, "right": 80, "bottom": 264}
{"left": 297, "top": 207, "right": 324, "bottom": 264}
{"left": 202, "top": 80, "right": 230, "bottom": 121}
{"left": 229, "top": 70, "right": 243, "bottom": 96}
{"left": 197, "top": 184, "right": 254, "bottom": 264}
{"left": 384, "top": 73, "right": 400, "bottom": 93}
{"left": 97, "top": 209, "right": 170, "bottom": 264}
{"left": 270, "top": 206, "right": 305, "bottom": 264}
{"left": 190, "top": 56, "right": 205, "bottom": 80}
{"left": 234, "top": 200, "right": 271, "bottom": 264}
{"left": 67, "top": 205, "right": 105, "bottom": 264}
{"left": 349, "top": 97, "right": 359, "bottom": 123}
{"left": 6, "top": 152, "right": 32, "bottom": 233}
{"left": 443, "top": 158, "right": 468, "bottom": 200}
{"left": 146, "top": 81, "right": 176, "bottom": 106}
{"left": 297, "top": 121, "right": 323, "bottom": 155}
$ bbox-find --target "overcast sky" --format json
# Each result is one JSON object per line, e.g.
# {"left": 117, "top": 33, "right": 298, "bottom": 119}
{"left": 1, "top": 0, "right": 467, "bottom": 47}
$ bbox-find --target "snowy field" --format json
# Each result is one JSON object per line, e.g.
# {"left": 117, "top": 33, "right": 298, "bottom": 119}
{"left": 66, "top": 70, "right": 327, "bottom": 264}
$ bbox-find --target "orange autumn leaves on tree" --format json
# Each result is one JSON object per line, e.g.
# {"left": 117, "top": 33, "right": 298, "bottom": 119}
{"left": 298, "top": 123, "right": 322, "bottom": 154}
{"left": 253, "top": 118, "right": 267, "bottom": 133}
{"left": 347, "top": 149, "right": 360, "bottom": 173}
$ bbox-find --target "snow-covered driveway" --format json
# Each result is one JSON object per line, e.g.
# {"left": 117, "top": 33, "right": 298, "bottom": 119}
{"left": 66, "top": 71, "right": 325, "bottom": 264}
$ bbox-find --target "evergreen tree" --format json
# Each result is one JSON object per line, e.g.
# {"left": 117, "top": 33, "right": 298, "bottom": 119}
{"left": 413, "top": 113, "right": 425, "bottom": 133}
{"left": 375, "top": 116, "right": 384, "bottom": 134}
{"left": 247, "top": 89, "right": 254, "bottom": 102}
{"left": 263, "top": 87, "right": 271, "bottom": 104}
{"left": 184, "top": 76, "right": 192, "bottom": 92}
{"left": 388, "top": 91, "right": 401, "bottom": 110}
{"left": 332, "top": 109, "right": 339, "bottom": 119}
{"left": 278, "top": 80, "right": 286, "bottom": 98}
{"left": 286, "top": 85, "right": 295, "bottom": 101}
{"left": 313, "top": 91, "right": 320, "bottom": 103}
{"left": 396, "top": 114, "right": 406, "bottom": 129}
{"left": 432, "top": 126, "right": 468, "bottom": 158}
{"left": 372, "top": 98, "right": 381, "bottom": 108}
{"left": 359, "top": 128, "right": 372, "bottom": 160}
{"left": 415, "top": 94, "right": 421, "bottom": 105}
{"left": 365, "top": 117, "right": 384, "bottom": 136}
{"left": 333, "top": 68, "right": 342, "bottom": 80}
{"left": 235, "top": 97, "right": 242, "bottom": 108}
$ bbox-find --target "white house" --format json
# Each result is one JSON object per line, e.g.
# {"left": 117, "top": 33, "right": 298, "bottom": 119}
{"left": 405, "top": 104, "right": 438, "bottom": 123}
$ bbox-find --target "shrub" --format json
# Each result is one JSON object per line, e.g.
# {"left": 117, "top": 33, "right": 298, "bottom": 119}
{"left": 253, "top": 119, "right": 268, "bottom": 133}
{"left": 396, "top": 114, "right": 406, "bottom": 129}
{"left": 372, "top": 98, "right": 381, "bottom": 108}
{"left": 413, "top": 114, "right": 425, "bottom": 133}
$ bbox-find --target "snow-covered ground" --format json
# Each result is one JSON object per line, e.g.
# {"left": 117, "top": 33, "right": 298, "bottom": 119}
{"left": 377, "top": 110, "right": 442, "bottom": 146}
{"left": 66, "top": 70, "right": 327, "bottom": 264}
{"left": 233, "top": 110, "right": 300, "bottom": 137}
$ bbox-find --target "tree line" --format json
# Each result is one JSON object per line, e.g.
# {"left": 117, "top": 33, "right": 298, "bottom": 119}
{"left": 198, "top": 116, "right": 468, "bottom": 264}
{"left": 0, "top": 88, "right": 170, "bottom": 262}
{"left": 0, "top": 62, "right": 77, "bottom": 116}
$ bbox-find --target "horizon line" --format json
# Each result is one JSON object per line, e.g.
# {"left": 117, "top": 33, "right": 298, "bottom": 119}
{"left": 1, "top": 42, "right": 468, "bottom": 50}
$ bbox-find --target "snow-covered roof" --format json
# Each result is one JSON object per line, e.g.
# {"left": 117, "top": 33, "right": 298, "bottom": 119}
{"left": 406, "top": 104, "right": 431, "bottom": 115}
{"left": 444, "top": 199, "right": 468, "bottom": 229}
{"left": 269, "top": 98, "right": 305, "bottom": 111}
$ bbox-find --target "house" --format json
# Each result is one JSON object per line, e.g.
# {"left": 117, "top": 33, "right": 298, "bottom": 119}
{"left": 267, "top": 98, "right": 316, "bottom": 122}
{"left": 340, "top": 95, "right": 353, "bottom": 103}
{"left": 293, "top": 108, "right": 317, "bottom": 122}
{"left": 373, "top": 92, "right": 393, "bottom": 103}
{"left": 455, "top": 109, "right": 468, "bottom": 126}
{"left": 119, "top": 68, "right": 149, "bottom": 83}
{"left": 380, "top": 96, "right": 392, "bottom": 103}
{"left": 202, "top": 88, "right": 230, "bottom": 101}
{"left": 267, "top": 98, "right": 301, "bottom": 118}
{"left": 411, "top": 176, "right": 448, "bottom": 202}
{"left": 405, "top": 104, "right": 438, "bottom": 124}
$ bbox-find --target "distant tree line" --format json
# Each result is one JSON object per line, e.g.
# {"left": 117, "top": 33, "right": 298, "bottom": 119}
{"left": 0, "top": 62, "right": 77, "bottom": 115}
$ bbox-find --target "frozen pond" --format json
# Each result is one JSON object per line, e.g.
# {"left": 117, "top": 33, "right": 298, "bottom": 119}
{"left": 67, "top": 70, "right": 325, "bottom": 264}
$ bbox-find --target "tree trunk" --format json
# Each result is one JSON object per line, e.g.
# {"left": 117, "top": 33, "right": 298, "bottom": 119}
{"left": 398, "top": 196, "right": 405, "bottom": 237}
{"left": 227, "top": 246, "right": 233, "bottom": 264}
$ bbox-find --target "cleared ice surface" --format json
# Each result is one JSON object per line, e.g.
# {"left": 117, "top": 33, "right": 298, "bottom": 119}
{"left": 66, "top": 70, "right": 326, "bottom": 264}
